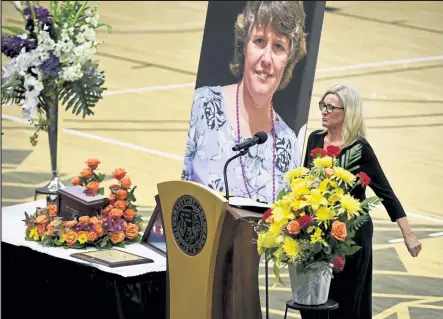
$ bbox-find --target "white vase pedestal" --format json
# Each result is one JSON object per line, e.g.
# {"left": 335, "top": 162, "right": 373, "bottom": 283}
{"left": 288, "top": 262, "right": 332, "bottom": 306}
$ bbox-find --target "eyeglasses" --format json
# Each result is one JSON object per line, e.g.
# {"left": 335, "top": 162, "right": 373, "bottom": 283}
{"left": 318, "top": 102, "right": 344, "bottom": 113}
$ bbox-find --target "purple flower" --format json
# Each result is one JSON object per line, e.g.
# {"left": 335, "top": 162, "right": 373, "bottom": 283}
{"left": 73, "top": 224, "right": 83, "bottom": 232}
{"left": 24, "top": 6, "right": 52, "bottom": 25}
{"left": 1, "top": 35, "right": 26, "bottom": 58}
{"left": 102, "top": 216, "right": 114, "bottom": 232}
{"left": 113, "top": 219, "right": 127, "bottom": 233}
{"left": 84, "top": 224, "right": 95, "bottom": 232}
{"left": 40, "top": 53, "right": 60, "bottom": 76}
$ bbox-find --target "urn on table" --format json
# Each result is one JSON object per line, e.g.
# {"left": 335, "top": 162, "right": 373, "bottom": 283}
{"left": 56, "top": 185, "right": 109, "bottom": 220}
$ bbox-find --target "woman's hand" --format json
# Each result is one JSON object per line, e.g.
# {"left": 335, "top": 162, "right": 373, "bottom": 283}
{"left": 396, "top": 217, "right": 422, "bottom": 257}
{"left": 403, "top": 232, "right": 422, "bottom": 257}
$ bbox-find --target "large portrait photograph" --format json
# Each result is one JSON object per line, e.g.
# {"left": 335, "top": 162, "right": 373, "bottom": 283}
{"left": 181, "top": 1, "right": 325, "bottom": 204}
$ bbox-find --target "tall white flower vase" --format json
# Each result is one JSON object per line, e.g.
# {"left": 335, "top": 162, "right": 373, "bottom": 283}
{"left": 288, "top": 262, "right": 333, "bottom": 305}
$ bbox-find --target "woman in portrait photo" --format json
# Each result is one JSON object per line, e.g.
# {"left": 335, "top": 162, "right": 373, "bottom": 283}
{"left": 182, "top": 1, "right": 307, "bottom": 204}
{"left": 300, "top": 84, "right": 422, "bottom": 319}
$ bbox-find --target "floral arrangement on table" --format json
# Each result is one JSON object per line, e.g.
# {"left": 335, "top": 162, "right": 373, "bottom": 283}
{"left": 253, "top": 144, "right": 381, "bottom": 303}
{"left": 23, "top": 159, "right": 145, "bottom": 249}
{"left": 1, "top": 1, "right": 111, "bottom": 146}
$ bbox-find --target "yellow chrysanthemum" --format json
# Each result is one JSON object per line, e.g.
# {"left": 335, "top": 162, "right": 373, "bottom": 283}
{"left": 305, "top": 188, "right": 328, "bottom": 210}
{"left": 313, "top": 156, "right": 333, "bottom": 168}
{"left": 328, "top": 187, "right": 344, "bottom": 204}
{"left": 282, "top": 236, "right": 299, "bottom": 258}
{"left": 78, "top": 233, "right": 88, "bottom": 244}
{"left": 310, "top": 227, "right": 325, "bottom": 244}
{"left": 333, "top": 167, "right": 356, "bottom": 186}
{"left": 316, "top": 206, "right": 336, "bottom": 225}
{"left": 307, "top": 226, "right": 316, "bottom": 234}
{"left": 340, "top": 194, "right": 361, "bottom": 219}
{"left": 319, "top": 179, "right": 330, "bottom": 192}
{"left": 291, "top": 179, "right": 310, "bottom": 196}
{"left": 261, "top": 232, "right": 282, "bottom": 249}
{"left": 257, "top": 233, "right": 264, "bottom": 255}
{"left": 29, "top": 227, "right": 39, "bottom": 241}
{"left": 269, "top": 218, "right": 288, "bottom": 235}
{"left": 285, "top": 167, "right": 309, "bottom": 181}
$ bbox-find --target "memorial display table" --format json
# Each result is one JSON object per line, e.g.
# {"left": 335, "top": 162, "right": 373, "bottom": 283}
{"left": 1, "top": 200, "right": 167, "bottom": 319}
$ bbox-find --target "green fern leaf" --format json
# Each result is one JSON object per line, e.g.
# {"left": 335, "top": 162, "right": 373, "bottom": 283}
{"left": 58, "top": 59, "right": 106, "bottom": 119}
{"left": 338, "top": 144, "right": 363, "bottom": 171}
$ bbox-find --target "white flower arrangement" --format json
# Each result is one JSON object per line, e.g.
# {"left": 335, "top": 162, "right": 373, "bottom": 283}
{"left": 1, "top": 1, "right": 111, "bottom": 145}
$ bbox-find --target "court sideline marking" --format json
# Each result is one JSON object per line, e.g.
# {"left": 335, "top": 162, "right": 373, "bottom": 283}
{"left": 96, "top": 55, "right": 443, "bottom": 97}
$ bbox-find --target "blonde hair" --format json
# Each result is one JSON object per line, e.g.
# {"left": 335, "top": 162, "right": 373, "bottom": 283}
{"left": 319, "top": 84, "right": 367, "bottom": 147}
{"left": 229, "top": 1, "right": 307, "bottom": 90}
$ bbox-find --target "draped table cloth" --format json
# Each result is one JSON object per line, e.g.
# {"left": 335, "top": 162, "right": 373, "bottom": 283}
{"left": 1, "top": 200, "right": 167, "bottom": 319}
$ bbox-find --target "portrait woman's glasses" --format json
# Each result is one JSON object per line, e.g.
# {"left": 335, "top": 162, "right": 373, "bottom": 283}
{"left": 318, "top": 102, "right": 344, "bottom": 113}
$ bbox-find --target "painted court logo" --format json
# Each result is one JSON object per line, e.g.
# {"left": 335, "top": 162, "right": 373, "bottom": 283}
{"left": 171, "top": 195, "right": 207, "bottom": 256}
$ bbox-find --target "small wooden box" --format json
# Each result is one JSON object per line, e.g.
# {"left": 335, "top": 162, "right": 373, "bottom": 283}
{"left": 56, "top": 185, "right": 109, "bottom": 220}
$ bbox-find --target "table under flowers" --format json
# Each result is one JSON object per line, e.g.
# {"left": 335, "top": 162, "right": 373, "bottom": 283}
{"left": 2, "top": 200, "right": 168, "bottom": 319}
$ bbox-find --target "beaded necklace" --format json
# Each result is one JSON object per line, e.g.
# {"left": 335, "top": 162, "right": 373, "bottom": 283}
{"left": 235, "top": 81, "right": 277, "bottom": 203}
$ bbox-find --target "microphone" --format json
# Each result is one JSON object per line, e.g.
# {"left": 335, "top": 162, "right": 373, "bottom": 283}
{"left": 223, "top": 132, "right": 268, "bottom": 201}
{"left": 232, "top": 131, "right": 268, "bottom": 152}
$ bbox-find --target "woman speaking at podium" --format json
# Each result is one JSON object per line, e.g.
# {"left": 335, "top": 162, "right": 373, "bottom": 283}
{"left": 181, "top": 1, "right": 307, "bottom": 204}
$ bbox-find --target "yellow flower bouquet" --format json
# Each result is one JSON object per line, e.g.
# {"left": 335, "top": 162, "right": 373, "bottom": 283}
{"left": 254, "top": 144, "right": 381, "bottom": 305}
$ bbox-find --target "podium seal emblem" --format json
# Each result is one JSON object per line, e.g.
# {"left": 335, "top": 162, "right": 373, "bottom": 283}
{"left": 171, "top": 195, "right": 208, "bottom": 256}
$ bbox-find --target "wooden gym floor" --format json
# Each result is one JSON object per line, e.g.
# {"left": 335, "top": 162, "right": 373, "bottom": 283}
{"left": 2, "top": 1, "right": 442, "bottom": 318}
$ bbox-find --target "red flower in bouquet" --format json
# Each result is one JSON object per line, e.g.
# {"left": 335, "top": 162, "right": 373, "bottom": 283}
{"left": 262, "top": 209, "right": 273, "bottom": 222}
{"left": 310, "top": 148, "right": 327, "bottom": 158}
{"left": 297, "top": 215, "right": 313, "bottom": 230}
{"left": 356, "top": 172, "right": 371, "bottom": 187}
{"left": 326, "top": 145, "right": 341, "bottom": 157}
{"left": 332, "top": 256, "right": 345, "bottom": 272}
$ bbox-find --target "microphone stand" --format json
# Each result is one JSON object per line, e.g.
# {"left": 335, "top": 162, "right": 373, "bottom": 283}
{"left": 223, "top": 148, "right": 248, "bottom": 200}
{"left": 223, "top": 146, "right": 270, "bottom": 319}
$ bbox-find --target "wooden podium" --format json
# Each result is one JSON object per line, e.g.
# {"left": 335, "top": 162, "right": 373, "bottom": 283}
{"left": 156, "top": 180, "right": 264, "bottom": 319}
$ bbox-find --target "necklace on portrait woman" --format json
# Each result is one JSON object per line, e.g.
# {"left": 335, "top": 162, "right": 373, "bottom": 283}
{"left": 235, "top": 81, "right": 277, "bottom": 203}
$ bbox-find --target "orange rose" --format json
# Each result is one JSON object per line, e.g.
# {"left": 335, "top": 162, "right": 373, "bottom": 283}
{"left": 120, "top": 177, "right": 131, "bottom": 189}
{"left": 65, "top": 231, "right": 78, "bottom": 246}
{"left": 87, "top": 231, "right": 98, "bottom": 242}
{"left": 35, "top": 215, "right": 49, "bottom": 225}
{"left": 46, "top": 227, "right": 55, "bottom": 236}
{"left": 286, "top": 220, "right": 301, "bottom": 235}
{"left": 86, "top": 158, "right": 101, "bottom": 170}
{"left": 108, "top": 194, "right": 116, "bottom": 203}
{"left": 86, "top": 181, "right": 100, "bottom": 193}
{"left": 112, "top": 168, "right": 126, "bottom": 180}
{"left": 47, "top": 204, "right": 57, "bottom": 217}
{"left": 103, "top": 205, "right": 113, "bottom": 217}
{"left": 325, "top": 168, "right": 334, "bottom": 179}
{"left": 81, "top": 168, "right": 93, "bottom": 179}
{"left": 36, "top": 224, "right": 46, "bottom": 236}
{"left": 123, "top": 208, "right": 136, "bottom": 221}
{"left": 110, "top": 208, "right": 123, "bottom": 220}
{"left": 116, "top": 189, "right": 128, "bottom": 200}
{"left": 94, "top": 223, "right": 105, "bottom": 237}
{"left": 114, "top": 200, "right": 128, "bottom": 210}
{"left": 72, "top": 176, "right": 82, "bottom": 186}
{"left": 125, "top": 223, "right": 139, "bottom": 240}
{"left": 89, "top": 216, "right": 100, "bottom": 224}
{"left": 64, "top": 220, "right": 77, "bottom": 228}
{"left": 48, "top": 220, "right": 61, "bottom": 228}
{"left": 110, "top": 231, "right": 125, "bottom": 244}
{"left": 331, "top": 221, "right": 347, "bottom": 242}
{"left": 79, "top": 216, "right": 90, "bottom": 225}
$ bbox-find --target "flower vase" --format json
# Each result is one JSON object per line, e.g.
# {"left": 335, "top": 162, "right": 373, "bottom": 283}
{"left": 34, "top": 98, "right": 65, "bottom": 203}
{"left": 288, "top": 262, "right": 332, "bottom": 305}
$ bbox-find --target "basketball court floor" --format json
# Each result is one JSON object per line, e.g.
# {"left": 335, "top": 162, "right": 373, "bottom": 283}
{"left": 2, "top": 1, "right": 442, "bottom": 318}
